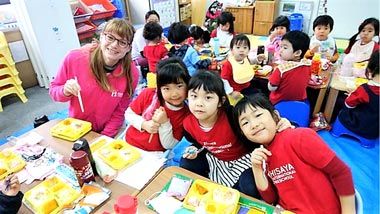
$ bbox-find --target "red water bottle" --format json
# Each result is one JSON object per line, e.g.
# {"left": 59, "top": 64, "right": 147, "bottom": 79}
{"left": 70, "top": 150, "right": 95, "bottom": 187}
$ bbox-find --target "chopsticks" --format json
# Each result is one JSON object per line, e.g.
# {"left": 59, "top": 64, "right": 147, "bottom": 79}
{"left": 75, "top": 76, "right": 84, "bottom": 113}
{"left": 148, "top": 133, "right": 153, "bottom": 143}
{"left": 260, "top": 145, "right": 266, "bottom": 178}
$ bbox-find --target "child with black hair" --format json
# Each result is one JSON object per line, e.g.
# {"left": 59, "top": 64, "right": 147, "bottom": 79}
{"left": 168, "top": 22, "right": 211, "bottom": 76}
{"left": 124, "top": 57, "right": 191, "bottom": 151}
{"left": 338, "top": 50, "right": 379, "bottom": 139}
{"left": 188, "top": 25, "right": 211, "bottom": 48}
{"left": 344, "top": 18, "right": 379, "bottom": 62}
{"left": 305, "top": 15, "right": 339, "bottom": 62}
{"left": 131, "top": 10, "right": 161, "bottom": 67}
{"left": 221, "top": 34, "right": 256, "bottom": 98}
{"left": 180, "top": 71, "right": 292, "bottom": 198}
{"left": 143, "top": 22, "right": 168, "bottom": 73}
{"left": 210, "top": 11, "right": 236, "bottom": 47}
{"left": 268, "top": 31, "right": 311, "bottom": 105}
{"left": 266, "top": 15, "right": 290, "bottom": 63}
{"left": 233, "top": 94, "right": 355, "bottom": 214}
{"left": 0, "top": 174, "right": 23, "bottom": 214}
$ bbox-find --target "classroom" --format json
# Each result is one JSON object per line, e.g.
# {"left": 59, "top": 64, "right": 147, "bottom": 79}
{"left": 0, "top": 0, "right": 378, "bottom": 213}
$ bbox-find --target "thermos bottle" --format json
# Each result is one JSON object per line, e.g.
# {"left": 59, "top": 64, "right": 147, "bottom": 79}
{"left": 72, "top": 138, "right": 97, "bottom": 175}
{"left": 70, "top": 150, "right": 95, "bottom": 187}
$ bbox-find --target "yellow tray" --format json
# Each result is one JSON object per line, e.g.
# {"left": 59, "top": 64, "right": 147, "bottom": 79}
{"left": 183, "top": 179, "right": 240, "bottom": 214}
{"left": 0, "top": 150, "right": 26, "bottom": 180}
{"left": 50, "top": 118, "right": 92, "bottom": 141}
{"left": 96, "top": 139, "right": 141, "bottom": 170}
{"left": 23, "top": 176, "right": 81, "bottom": 214}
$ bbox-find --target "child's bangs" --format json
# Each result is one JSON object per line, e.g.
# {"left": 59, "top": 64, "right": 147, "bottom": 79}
{"left": 235, "top": 95, "right": 276, "bottom": 118}
{"left": 157, "top": 64, "right": 188, "bottom": 86}
{"left": 188, "top": 75, "right": 218, "bottom": 94}
{"left": 235, "top": 39, "right": 249, "bottom": 47}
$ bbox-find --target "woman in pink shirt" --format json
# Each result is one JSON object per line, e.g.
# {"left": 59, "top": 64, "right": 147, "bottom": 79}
{"left": 49, "top": 18, "right": 139, "bottom": 137}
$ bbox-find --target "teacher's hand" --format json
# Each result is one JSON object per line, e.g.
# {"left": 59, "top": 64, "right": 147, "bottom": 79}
{"left": 63, "top": 78, "right": 80, "bottom": 97}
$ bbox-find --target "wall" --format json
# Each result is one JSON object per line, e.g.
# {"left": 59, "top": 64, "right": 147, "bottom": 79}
{"left": 127, "top": 0, "right": 150, "bottom": 26}
{"left": 326, "top": 0, "right": 379, "bottom": 39}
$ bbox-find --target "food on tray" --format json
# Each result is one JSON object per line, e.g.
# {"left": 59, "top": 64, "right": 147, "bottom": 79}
{"left": 95, "top": 139, "right": 140, "bottom": 170}
{"left": 183, "top": 179, "right": 240, "bottom": 213}
{"left": 196, "top": 183, "right": 209, "bottom": 195}
{"left": 0, "top": 168, "right": 7, "bottom": 179}
{"left": 187, "top": 196, "right": 201, "bottom": 207}
{"left": 50, "top": 118, "right": 92, "bottom": 141}
{"left": 252, "top": 64, "right": 262, "bottom": 71}
{"left": 213, "top": 189, "right": 238, "bottom": 203}
{"left": 23, "top": 176, "right": 80, "bottom": 214}
{"left": 256, "top": 65, "right": 272, "bottom": 76}
{"left": 0, "top": 150, "right": 26, "bottom": 180}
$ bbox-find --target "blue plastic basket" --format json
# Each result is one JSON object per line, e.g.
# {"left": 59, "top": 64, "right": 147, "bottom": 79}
{"left": 289, "top": 13, "right": 303, "bottom": 31}
{"left": 110, "top": 0, "right": 125, "bottom": 18}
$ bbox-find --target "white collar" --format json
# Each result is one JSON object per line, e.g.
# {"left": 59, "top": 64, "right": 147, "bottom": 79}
{"left": 165, "top": 101, "right": 184, "bottom": 111}
{"left": 368, "top": 80, "right": 380, "bottom": 87}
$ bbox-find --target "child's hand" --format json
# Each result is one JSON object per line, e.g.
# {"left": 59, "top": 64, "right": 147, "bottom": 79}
{"left": 152, "top": 107, "right": 168, "bottom": 124}
{"left": 162, "top": 36, "right": 169, "bottom": 44}
{"left": 325, "top": 52, "right": 332, "bottom": 61}
{"left": 2, "top": 174, "right": 20, "bottom": 196}
{"left": 277, "top": 117, "right": 294, "bottom": 132}
{"left": 182, "top": 146, "right": 198, "bottom": 159}
{"left": 230, "top": 91, "right": 241, "bottom": 100}
{"left": 256, "top": 54, "right": 266, "bottom": 64}
{"left": 269, "top": 31, "right": 277, "bottom": 41}
{"left": 142, "top": 120, "right": 160, "bottom": 134}
{"left": 310, "top": 43, "right": 320, "bottom": 54}
{"left": 63, "top": 78, "right": 80, "bottom": 97}
{"left": 251, "top": 147, "right": 272, "bottom": 171}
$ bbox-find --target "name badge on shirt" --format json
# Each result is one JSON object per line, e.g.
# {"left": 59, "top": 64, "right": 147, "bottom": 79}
{"left": 111, "top": 91, "right": 123, "bottom": 97}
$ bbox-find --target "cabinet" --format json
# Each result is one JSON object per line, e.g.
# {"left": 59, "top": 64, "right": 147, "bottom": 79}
{"left": 225, "top": 6, "right": 254, "bottom": 34}
{"left": 179, "top": 0, "right": 191, "bottom": 25}
{"left": 253, "top": 1, "right": 277, "bottom": 36}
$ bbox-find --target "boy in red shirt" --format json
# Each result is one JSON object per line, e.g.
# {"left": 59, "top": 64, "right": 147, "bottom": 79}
{"left": 268, "top": 30, "right": 311, "bottom": 105}
{"left": 143, "top": 22, "right": 168, "bottom": 73}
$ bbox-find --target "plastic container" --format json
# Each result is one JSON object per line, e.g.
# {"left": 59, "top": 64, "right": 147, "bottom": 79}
{"left": 267, "top": 44, "right": 275, "bottom": 66}
{"left": 76, "top": 20, "right": 97, "bottom": 40}
{"left": 213, "top": 38, "right": 220, "bottom": 57}
{"left": 0, "top": 150, "right": 26, "bottom": 180}
{"left": 289, "top": 13, "right": 303, "bottom": 31}
{"left": 114, "top": 194, "right": 138, "bottom": 214}
{"left": 183, "top": 179, "right": 240, "bottom": 213}
{"left": 70, "top": 150, "right": 95, "bottom": 187}
{"left": 50, "top": 118, "right": 92, "bottom": 141}
{"left": 96, "top": 139, "right": 141, "bottom": 170}
{"left": 110, "top": 0, "right": 125, "bottom": 18}
{"left": 23, "top": 176, "right": 81, "bottom": 214}
{"left": 81, "top": 0, "right": 116, "bottom": 20}
{"left": 69, "top": 0, "right": 93, "bottom": 24}
{"left": 311, "top": 53, "right": 322, "bottom": 75}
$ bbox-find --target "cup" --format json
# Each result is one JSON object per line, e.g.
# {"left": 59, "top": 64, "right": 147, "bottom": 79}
{"left": 114, "top": 194, "right": 138, "bottom": 214}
